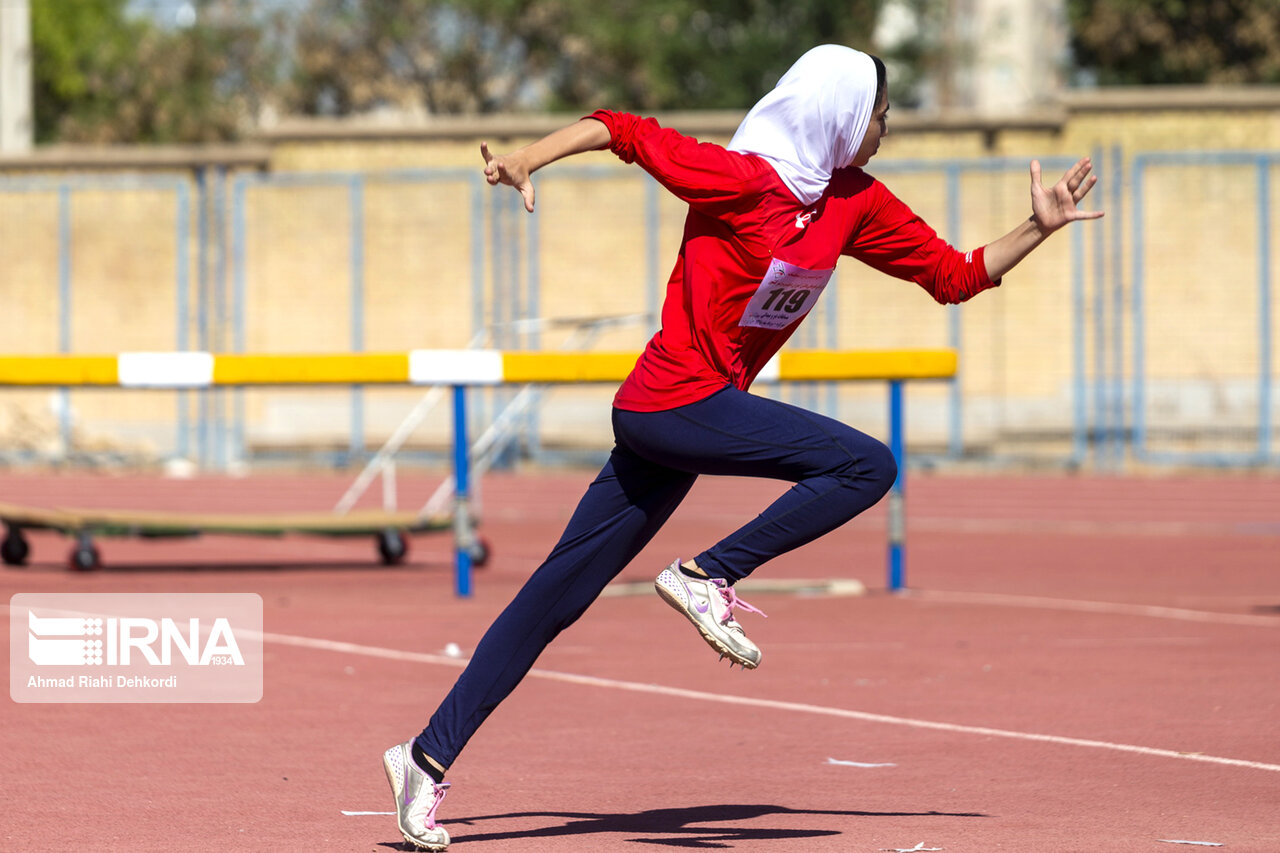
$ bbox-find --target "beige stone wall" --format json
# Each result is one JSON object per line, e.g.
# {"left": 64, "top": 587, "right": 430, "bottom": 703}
{"left": 1, "top": 89, "right": 1277, "bottom": 464}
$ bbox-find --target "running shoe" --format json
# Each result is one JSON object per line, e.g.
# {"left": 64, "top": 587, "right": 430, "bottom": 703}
{"left": 655, "top": 559, "right": 766, "bottom": 669}
{"left": 383, "top": 741, "right": 451, "bottom": 851}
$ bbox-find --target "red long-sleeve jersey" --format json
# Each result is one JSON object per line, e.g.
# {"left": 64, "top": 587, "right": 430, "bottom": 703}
{"left": 589, "top": 110, "right": 999, "bottom": 412}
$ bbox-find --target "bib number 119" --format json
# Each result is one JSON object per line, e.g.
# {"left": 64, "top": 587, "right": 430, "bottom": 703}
{"left": 760, "top": 287, "right": 811, "bottom": 313}
{"left": 738, "top": 259, "right": 833, "bottom": 330}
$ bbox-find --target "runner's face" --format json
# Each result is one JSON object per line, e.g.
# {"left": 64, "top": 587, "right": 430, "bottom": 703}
{"left": 850, "top": 95, "right": 889, "bottom": 167}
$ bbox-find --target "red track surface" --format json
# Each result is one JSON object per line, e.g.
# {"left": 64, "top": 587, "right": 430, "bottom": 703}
{"left": 3, "top": 470, "right": 1279, "bottom": 852}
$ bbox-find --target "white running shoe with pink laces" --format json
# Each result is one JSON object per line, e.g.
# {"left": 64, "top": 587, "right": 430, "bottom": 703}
{"left": 655, "top": 559, "right": 766, "bottom": 669}
{"left": 383, "top": 741, "right": 451, "bottom": 851}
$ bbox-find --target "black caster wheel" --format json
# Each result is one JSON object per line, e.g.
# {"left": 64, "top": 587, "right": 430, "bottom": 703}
{"left": 467, "top": 536, "right": 491, "bottom": 568}
{"left": 69, "top": 544, "right": 102, "bottom": 572}
{"left": 2, "top": 528, "right": 30, "bottom": 566}
{"left": 377, "top": 529, "right": 409, "bottom": 566}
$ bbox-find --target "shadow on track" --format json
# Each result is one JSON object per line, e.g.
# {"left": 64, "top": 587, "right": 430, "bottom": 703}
{"left": 380, "top": 802, "right": 987, "bottom": 849}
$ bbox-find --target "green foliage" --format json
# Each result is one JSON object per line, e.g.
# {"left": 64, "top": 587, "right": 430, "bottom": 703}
{"left": 31, "top": 0, "right": 142, "bottom": 141}
{"left": 30, "top": 0, "right": 1280, "bottom": 143}
{"left": 871, "top": 0, "right": 951, "bottom": 109}
{"left": 31, "top": 0, "right": 283, "bottom": 143}
{"left": 535, "top": 0, "right": 886, "bottom": 111}
{"left": 286, "top": 0, "right": 885, "bottom": 116}
{"left": 1067, "top": 0, "right": 1280, "bottom": 85}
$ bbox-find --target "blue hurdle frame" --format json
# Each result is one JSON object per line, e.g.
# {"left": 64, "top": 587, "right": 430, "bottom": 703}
{"left": 448, "top": 378, "right": 917, "bottom": 598}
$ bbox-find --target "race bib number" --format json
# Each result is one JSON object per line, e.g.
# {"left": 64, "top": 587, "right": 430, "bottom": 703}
{"left": 738, "top": 259, "right": 833, "bottom": 330}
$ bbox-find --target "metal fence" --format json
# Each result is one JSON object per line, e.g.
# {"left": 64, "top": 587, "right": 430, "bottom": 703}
{"left": 1130, "top": 151, "right": 1277, "bottom": 466}
{"left": 1, "top": 149, "right": 1275, "bottom": 470}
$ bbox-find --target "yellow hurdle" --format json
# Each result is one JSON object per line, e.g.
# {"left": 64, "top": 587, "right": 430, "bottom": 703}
{"left": 0, "top": 348, "right": 955, "bottom": 593}
{"left": 0, "top": 349, "right": 955, "bottom": 387}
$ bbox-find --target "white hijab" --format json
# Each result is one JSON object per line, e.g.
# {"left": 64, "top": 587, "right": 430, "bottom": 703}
{"left": 728, "top": 45, "right": 879, "bottom": 206}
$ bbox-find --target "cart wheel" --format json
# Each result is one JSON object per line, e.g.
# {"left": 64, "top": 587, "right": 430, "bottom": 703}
{"left": 468, "top": 536, "right": 491, "bottom": 568}
{"left": 69, "top": 543, "right": 102, "bottom": 572}
{"left": 2, "top": 528, "right": 30, "bottom": 566}
{"left": 377, "top": 529, "right": 409, "bottom": 566}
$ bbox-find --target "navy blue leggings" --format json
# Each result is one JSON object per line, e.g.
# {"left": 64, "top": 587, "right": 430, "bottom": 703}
{"left": 416, "top": 386, "right": 896, "bottom": 769}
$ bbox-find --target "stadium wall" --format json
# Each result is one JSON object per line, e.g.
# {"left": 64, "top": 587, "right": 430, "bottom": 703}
{"left": 1, "top": 88, "right": 1278, "bottom": 468}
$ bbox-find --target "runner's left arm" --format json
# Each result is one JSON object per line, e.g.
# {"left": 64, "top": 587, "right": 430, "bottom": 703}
{"left": 844, "top": 179, "right": 997, "bottom": 304}
{"left": 981, "top": 158, "right": 1103, "bottom": 281}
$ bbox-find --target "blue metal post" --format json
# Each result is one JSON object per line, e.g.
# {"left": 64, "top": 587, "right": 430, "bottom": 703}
{"left": 510, "top": 191, "right": 524, "bottom": 330}
{"left": 526, "top": 191, "right": 542, "bottom": 456}
{"left": 887, "top": 380, "right": 906, "bottom": 591}
{"left": 349, "top": 177, "right": 366, "bottom": 462}
{"left": 1110, "top": 144, "right": 1126, "bottom": 467}
{"left": 214, "top": 168, "right": 231, "bottom": 469}
{"left": 945, "top": 164, "right": 964, "bottom": 457}
{"left": 823, "top": 269, "right": 839, "bottom": 417}
{"left": 175, "top": 182, "right": 192, "bottom": 460}
{"left": 1131, "top": 155, "right": 1147, "bottom": 460}
{"left": 485, "top": 185, "right": 507, "bottom": 435}
{"left": 228, "top": 175, "right": 246, "bottom": 472}
{"left": 471, "top": 175, "right": 486, "bottom": 342}
{"left": 1093, "top": 148, "right": 1109, "bottom": 466}
{"left": 1256, "top": 157, "right": 1272, "bottom": 461}
{"left": 489, "top": 192, "right": 506, "bottom": 342}
{"left": 1070, "top": 220, "right": 1087, "bottom": 464}
{"left": 57, "top": 186, "right": 72, "bottom": 457}
{"left": 527, "top": 197, "right": 541, "bottom": 350}
{"left": 226, "top": 168, "right": 247, "bottom": 468}
{"left": 195, "top": 167, "right": 210, "bottom": 468}
{"left": 452, "top": 385, "right": 474, "bottom": 597}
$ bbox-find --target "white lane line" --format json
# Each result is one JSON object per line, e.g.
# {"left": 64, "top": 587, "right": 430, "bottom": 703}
{"left": 1053, "top": 637, "right": 1205, "bottom": 648}
{"left": 907, "top": 590, "right": 1280, "bottom": 627}
{"left": 260, "top": 631, "right": 1280, "bottom": 775}
{"left": 262, "top": 631, "right": 468, "bottom": 669}
{"left": 827, "top": 757, "right": 896, "bottom": 768}
{"left": 1157, "top": 841, "right": 1223, "bottom": 847}
{"left": 908, "top": 516, "right": 1280, "bottom": 538}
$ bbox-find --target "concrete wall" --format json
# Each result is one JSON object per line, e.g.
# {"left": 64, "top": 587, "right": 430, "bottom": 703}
{"left": 2, "top": 88, "right": 1278, "bottom": 466}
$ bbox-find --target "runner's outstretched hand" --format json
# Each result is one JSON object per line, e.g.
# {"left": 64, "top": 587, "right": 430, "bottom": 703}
{"left": 481, "top": 142, "right": 536, "bottom": 212}
{"left": 1031, "top": 157, "right": 1104, "bottom": 234}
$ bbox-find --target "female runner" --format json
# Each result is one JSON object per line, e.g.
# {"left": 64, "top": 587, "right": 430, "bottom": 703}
{"left": 383, "top": 44, "right": 1102, "bottom": 851}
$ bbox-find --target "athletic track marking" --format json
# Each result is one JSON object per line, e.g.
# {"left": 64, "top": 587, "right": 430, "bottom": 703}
{"left": 4, "top": 594, "right": 1274, "bottom": 773}
{"left": 908, "top": 589, "right": 1280, "bottom": 627}
{"left": 258, "top": 628, "right": 1280, "bottom": 776}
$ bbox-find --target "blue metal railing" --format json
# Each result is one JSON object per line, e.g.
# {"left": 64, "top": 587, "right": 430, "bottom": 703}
{"left": 0, "top": 174, "right": 191, "bottom": 460}
{"left": 5, "top": 150, "right": 1276, "bottom": 472}
{"left": 1130, "top": 151, "right": 1276, "bottom": 466}
{"left": 873, "top": 156, "right": 1092, "bottom": 465}
{"left": 228, "top": 168, "right": 486, "bottom": 466}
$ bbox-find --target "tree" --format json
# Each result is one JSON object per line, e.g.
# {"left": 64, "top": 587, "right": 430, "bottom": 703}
{"left": 867, "top": 0, "right": 953, "bottom": 109}
{"left": 31, "top": 0, "right": 284, "bottom": 143}
{"left": 1067, "top": 0, "right": 1280, "bottom": 85}
{"left": 286, "top": 0, "right": 528, "bottom": 116}
{"left": 285, "top": 0, "right": 885, "bottom": 117}
{"left": 537, "top": 0, "right": 886, "bottom": 111}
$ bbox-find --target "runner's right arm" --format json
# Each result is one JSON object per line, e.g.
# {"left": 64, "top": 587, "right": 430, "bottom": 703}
{"left": 480, "top": 119, "right": 611, "bottom": 213}
{"left": 586, "top": 110, "right": 789, "bottom": 219}
{"left": 481, "top": 112, "right": 793, "bottom": 221}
